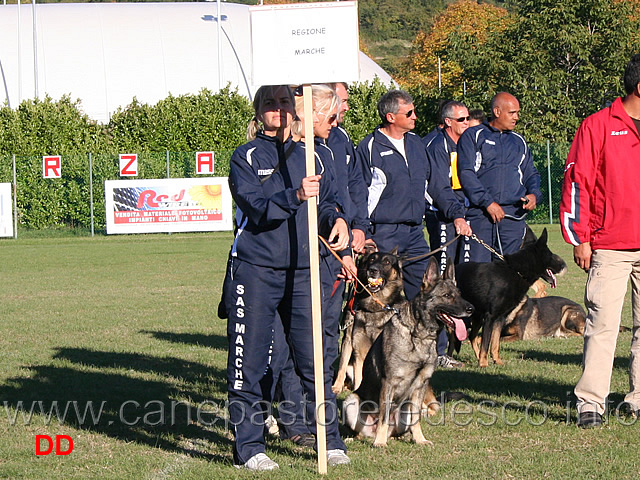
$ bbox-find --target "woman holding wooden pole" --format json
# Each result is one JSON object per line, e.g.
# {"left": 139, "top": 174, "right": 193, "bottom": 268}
{"left": 223, "top": 84, "right": 349, "bottom": 470}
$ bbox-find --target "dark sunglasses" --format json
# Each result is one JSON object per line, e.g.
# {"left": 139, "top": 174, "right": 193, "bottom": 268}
{"left": 319, "top": 111, "right": 338, "bottom": 123}
{"left": 396, "top": 109, "right": 414, "bottom": 117}
{"left": 451, "top": 116, "right": 470, "bottom": 122}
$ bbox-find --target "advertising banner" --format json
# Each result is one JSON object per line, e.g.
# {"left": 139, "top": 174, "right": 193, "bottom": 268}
{"left": 105, "top": 178, "right": 233, "bottom": 234}
{"left": 0, "top": 183, "right": 13, "bottom": 237}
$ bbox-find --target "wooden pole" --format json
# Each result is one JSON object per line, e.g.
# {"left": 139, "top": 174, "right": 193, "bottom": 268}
{"left": 302, "top": 83, "right": 327, "bottom": 475}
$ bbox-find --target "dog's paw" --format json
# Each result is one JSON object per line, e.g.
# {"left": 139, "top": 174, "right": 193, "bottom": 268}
{"left": 372, "top": 441, "right": 388, "bottom": 448}
{"left": 422, "top": 403, "right": 440, "bottom": 418}
{"left": 493, "top": 358, "right": 505, "bottom": 366}
{"left": 415, "top": 439, "right": 434, "bottom": 447}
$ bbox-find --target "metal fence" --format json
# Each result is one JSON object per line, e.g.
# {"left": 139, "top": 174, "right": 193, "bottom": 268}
{"left": 0, "top": 142, "right": 570, "bottom": 235}
{"left": 528, "top": 141, "right": 571, "bottom": 225}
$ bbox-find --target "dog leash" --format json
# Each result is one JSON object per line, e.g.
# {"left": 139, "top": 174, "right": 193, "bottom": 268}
{"left": 494, "top": 211, "right": 529, "bottom": 256}
{"left": 339, "top": 285, "right": 357, "bottom": 331}
{"left": 317, "top": 235, "right": 400, "bottom": 315}
{"left": 472, "top": 212, "right": 529, "bottom": 260}
{"left": 401, "top": 234, "right": 463, "bottom": 264}
{"left": 470, "top": 233, "right": 505, "bottom": 261}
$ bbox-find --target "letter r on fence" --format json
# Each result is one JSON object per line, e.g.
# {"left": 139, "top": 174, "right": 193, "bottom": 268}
{"left": 42, "top": 156, "right": 62, "bottom": 179}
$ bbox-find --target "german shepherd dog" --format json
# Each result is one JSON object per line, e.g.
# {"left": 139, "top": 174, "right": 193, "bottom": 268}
{"left": 343, "top": 258, "right": 474, "bottom": 447}
{"left": 332, "top": 247, "right": 404, "bottom": 394}
{"left": 501, "top": 295, "right": 586, "bottom": 341}
{"left": 455, "top": 228, "right": 567, "bottom": 367}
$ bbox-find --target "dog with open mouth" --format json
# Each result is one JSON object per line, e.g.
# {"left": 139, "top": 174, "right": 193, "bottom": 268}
{"left": 332, "top": 247, "right": 404, "bottom": 394}
{"left": 343, "top": 257, "right": 474, "bottom": 446}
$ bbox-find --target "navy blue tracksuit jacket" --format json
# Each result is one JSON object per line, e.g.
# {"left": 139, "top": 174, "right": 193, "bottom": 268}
{"left": 457, "top": 122, "right": 542, "bottom": 261}
{"left": 225, "top": 133, "right": 346, "bottom": 464}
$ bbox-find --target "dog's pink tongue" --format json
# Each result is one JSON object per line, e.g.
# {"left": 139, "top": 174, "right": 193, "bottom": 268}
{"left": 453, "top": 318, "right": 468, "bottom": 341}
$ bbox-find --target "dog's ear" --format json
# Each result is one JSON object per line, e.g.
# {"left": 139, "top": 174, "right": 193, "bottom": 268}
{"left": 364, "top": 242, "right": 378, "bottom": 256}
{"left": 442, "top": 257, "right": 456, "bottom": 284}
{"left": 421, "top": 257, "right": 440, "bottom": 292}
{"left": 521, "top": 224, "right": 537, "bottom": 248}
{"left": 395, "top": 248, "right": 407, "bottom": 270}
{"left": 536, "top": 228, "right": 548, "bottom": 246}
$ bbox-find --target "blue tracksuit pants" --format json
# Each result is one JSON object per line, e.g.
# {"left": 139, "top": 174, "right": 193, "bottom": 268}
{"left": 371, "top": 223, "right": 430, "bottom": 301}
{"left": 224, "top": 257, "right": 345, "bottom": 464}
{"left": 465, "top": 205, "right": 527, "bottom": 263}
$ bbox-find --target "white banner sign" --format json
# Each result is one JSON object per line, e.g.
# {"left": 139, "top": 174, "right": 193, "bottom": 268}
{"left": 0, "top": 183, "right": 13, "bottom": 237}
{"left": 249, "top": 1, "right": 359, "bottom": 86}
{"left": 105, "top": 178, "right": 233, "bottom": 234}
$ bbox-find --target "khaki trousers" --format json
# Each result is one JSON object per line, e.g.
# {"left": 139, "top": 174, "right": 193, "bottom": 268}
{"left": 575, "top": 249, "right": 640, "bottom": 414}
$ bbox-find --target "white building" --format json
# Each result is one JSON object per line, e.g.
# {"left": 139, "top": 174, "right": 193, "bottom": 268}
{"left": 0, "top": 1, "right": 394, "bottom": 124}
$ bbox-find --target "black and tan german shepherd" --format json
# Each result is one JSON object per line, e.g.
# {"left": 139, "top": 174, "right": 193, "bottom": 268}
{"left": 343, "top": 257, "right": 473, "bottom": 446}
{"left": 501, "top": 295, "right": 586, "bottom": 341}
{"left": 455, "top": 228, "right": 567, "bottom": 367}
{"left": 332, "top": 247, "right": 404, "bottom": 394}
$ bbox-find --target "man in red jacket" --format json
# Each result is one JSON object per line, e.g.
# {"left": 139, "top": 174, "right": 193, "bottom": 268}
{"left": 560, "top": 54, "right": 640, "bottom": 428}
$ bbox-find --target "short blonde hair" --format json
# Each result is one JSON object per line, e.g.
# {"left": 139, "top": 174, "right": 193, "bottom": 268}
{"left": 313, "top": 84, "right": 339, "bottom": 120}
{"left": 290, "top": 84, "right": 338, "bottom": 138}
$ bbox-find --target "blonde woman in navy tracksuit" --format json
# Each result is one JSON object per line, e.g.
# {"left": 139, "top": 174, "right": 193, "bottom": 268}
{"left": 224, "top": 85, "right": 350, "bottom": 470}
{"left": 274, "top": 85, "right": 356, "bottom": 452}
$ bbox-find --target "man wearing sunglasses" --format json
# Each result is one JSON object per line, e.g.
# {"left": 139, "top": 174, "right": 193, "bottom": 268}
{"left": 356, "top": 89, "right": 456, "bottom": 302}
{"left": 457, "top": 92, "right": 542, "bottom": 262}
{"left": 424, "top": 100, "right": 474, "bottom": 368}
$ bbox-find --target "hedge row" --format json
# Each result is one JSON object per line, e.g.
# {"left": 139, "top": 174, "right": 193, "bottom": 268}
{"left": 0, "top": 80, "right": 562, "bottom": 231}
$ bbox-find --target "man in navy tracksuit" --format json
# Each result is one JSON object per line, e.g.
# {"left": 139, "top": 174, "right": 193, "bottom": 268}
{"left": 424, "top": 101, "right": 474, "bottom": 368}
{"left": 356, "top": 90, "right": 429, "bottom": 300}
{"left": 356, "top": 89, "right": 460, "bottom": 301}
{"left": 424, "top": 100, "right": 473, "bottom": 269}
{"left": 457, "top": 92, "right": 542, "bottom": 262}
{"left": 327, "top": 82, "right": 369, "bottom": 254}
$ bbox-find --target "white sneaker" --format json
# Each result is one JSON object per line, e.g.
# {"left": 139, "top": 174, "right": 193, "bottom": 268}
{"left": 437, "top": 354, "right": 464, "bottom": 368}
{"left": 327, "top": 449, "right": 350, "bottom": 466}
{"left": 235, "top": 452, "right": 279, "bottom": 471}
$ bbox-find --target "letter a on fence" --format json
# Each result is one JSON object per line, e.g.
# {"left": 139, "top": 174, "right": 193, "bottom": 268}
{"left": 196, "top": 152, "right": 215, "bottom": 175}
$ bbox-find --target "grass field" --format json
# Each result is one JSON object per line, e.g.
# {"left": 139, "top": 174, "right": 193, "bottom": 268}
{"left": 0, "top": 226, "right": 638, "bottom": 479}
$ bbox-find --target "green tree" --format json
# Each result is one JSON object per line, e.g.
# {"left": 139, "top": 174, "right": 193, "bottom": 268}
{"left": 107, "top": 87, "right": 253, "bottom": 153}
{"left": 0, "top": 95, "right": 106, "bottom": 156}
{"left": 342, "top": 78, "right": 394, "bottom": 144}
{"left": 448, "top": 0, "right": 640, "bottom": 142}
{"left": 400, "top": 0, "right": 511, "bottom": 96}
